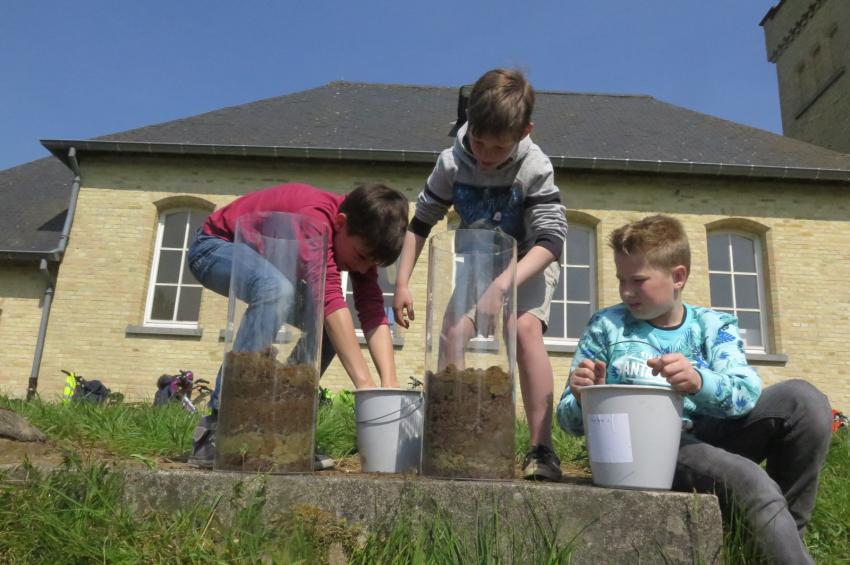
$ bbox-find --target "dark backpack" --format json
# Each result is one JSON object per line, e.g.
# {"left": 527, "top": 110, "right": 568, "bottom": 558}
{"left": 154, "top": 375, "right": 177, "bottom": 406}
{"left": 72, "top": 379, "right": 111, "bottom": 404}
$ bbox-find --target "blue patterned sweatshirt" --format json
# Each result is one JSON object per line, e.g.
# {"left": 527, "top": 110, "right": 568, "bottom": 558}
{"left": 556, "top": 303, "right": 762, "bottom": 435}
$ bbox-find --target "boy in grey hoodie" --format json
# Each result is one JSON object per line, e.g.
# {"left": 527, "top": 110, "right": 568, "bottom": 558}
{"left": 393, "top": 68, "right": 568, "bottom": 480}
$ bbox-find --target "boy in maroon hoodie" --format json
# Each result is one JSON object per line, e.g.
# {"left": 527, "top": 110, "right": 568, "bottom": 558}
{"left": 187, "top": 182, "right": 409, "bottom": 468}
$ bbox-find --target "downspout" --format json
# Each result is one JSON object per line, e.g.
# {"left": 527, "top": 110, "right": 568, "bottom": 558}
{"left": 27, "top": 147, "right": 80, "bottom": 399}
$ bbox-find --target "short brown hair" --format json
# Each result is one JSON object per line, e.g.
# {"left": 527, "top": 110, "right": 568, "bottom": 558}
{"left": 339, "top": 184, "right": 409, "bottom": 266}
{"left": 466, "top": 68, "right": 534, "bottom": 140}
{"left": 608, "top": 215, "right": 691, "bottom": 274}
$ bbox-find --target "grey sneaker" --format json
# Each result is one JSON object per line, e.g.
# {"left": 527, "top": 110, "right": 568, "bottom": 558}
{"left": 187, "top": 414, "right": 216, "bottom": 469}
{"left": 523, "top": 444, "right": 563, "bottom": 482}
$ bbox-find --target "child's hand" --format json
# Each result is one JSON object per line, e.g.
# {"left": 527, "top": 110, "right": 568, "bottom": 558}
{"left": 646, "top": 354, "right": 702, "bottom": 395}
{"left": 392, "top": 285, "right": 414, "bottom": 329}
{"left": 570, "top": 359, "right": 606, "bottom": 402}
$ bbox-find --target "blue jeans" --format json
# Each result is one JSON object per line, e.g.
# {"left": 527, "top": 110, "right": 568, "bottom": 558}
{"left": 188, "top": 231, "right": 337, "bottom": 410}
{"left": 673, "top": 379, "right": 832, "bottom": 564}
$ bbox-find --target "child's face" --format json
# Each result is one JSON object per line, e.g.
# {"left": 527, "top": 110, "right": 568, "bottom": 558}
{"left": 333, "top": 214, "right": 375, "bottom": 274}
{"left": 468, "top": 131, "right": 521, "bottom": 171}
{"left": 614, "top": 252, "right": 687, "bottom": 327}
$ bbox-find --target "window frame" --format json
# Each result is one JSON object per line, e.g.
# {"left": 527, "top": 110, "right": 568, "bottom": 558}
{"left": 707, "top": 230, "right": 769, "bottom": 354}
{"left": 341, "top": 263, "right": 404, "bottom": 342}
{"left": 544, "top": 224, "right": 597, "bottom": 346}
{"left": 143, "top": 208, "right": 205, "bottom": 328}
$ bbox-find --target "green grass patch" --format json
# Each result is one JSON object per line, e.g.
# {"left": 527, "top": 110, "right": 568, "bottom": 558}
{"left": 315, "top": 390, "right": 357, "bottom": 459}
{"left": 0, "top": 458, "right": 576, "bottom": 564}
{"left": 806, "top": 430, "right": 850, "bottom": 564}
{"left": 2, "top": 394, "right": 847, "bottom": 563}
{"left": 1, "top": 396, "right": 196, "bottom": 458}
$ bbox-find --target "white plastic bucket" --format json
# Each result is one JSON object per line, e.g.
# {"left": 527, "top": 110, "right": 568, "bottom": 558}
{"left": 354, "top": 389, "right": 424, "bottom": 474}
{"left": 581, "top": 384, "right": 683, "bottom": 490}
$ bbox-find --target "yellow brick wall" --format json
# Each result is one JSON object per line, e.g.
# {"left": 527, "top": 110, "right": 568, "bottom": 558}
{"left": 37, "top": 155, "right": 429, "bottom": 401}
{"left": 0, "top": 265, "right": 46, "bottom": 397}
{"left": 555, "top": 171, "right": 850, "bottom": 412}
{"left": 32, "top": 155, "right": 850, "bottom": 414}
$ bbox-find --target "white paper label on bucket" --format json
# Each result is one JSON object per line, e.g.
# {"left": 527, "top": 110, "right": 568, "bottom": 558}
{"left": 587, "top": 413, "right": 633, "bottom": 463}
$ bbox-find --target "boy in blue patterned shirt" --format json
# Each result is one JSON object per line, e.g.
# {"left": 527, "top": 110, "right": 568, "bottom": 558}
{"left": 557, "top": 215, "right": 831, "bottom": 565}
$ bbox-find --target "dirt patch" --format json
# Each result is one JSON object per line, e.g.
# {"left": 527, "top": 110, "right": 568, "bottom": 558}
{"left": 216, "top": 349, "right": 319, "bottom": 473}
{"left": 0, "top": 438, "right": 65, "bottom": 468}
{"left": 422, "top": 365, "right": 515, "bottom": 480}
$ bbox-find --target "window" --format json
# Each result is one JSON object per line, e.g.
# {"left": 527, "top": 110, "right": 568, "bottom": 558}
{"left": 707, "top": 232, "right": 767, "bottom": 351}
{"left": 342, "top": 263, "right": 400, "bottom": 338}
{"left": 545, "top": 225, "right": 596, "bottom": 343}
{"left": 145, "top": 209, "right": 207, "bottom": 326}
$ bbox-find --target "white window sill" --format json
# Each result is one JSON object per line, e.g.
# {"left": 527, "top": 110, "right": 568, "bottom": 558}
{"left": 126, "top": 324, "right": 203, "bottom": 337}
{"left": 356, "top": 332, "right": 405, "bottom": 349}
{"left": 745, "top": 352, "right": 788, "bottom": 364}
{"left": 544, "top": 342, "right": 578, "bottom": 353}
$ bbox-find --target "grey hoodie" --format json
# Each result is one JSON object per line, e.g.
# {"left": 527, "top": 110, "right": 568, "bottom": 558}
{"left": 410, "top": 123, "right": 568, "bottom": 259}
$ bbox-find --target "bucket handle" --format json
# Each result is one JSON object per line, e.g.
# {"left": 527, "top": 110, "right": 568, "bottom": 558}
{"left": 604, "top": 339, "right": 665, "bottom": 357}
{"left": 356, "top": 393, "right": 424, "bottom": 424}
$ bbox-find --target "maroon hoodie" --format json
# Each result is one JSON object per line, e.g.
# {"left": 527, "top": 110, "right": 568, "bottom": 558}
{"left": 203, "top": 183, "right": 387, "bottom": 333}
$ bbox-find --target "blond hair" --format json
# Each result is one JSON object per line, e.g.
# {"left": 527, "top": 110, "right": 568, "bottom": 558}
{"left": 608, "top": 214, "right": 691, "bottom": 273}
{"left": 466, "top": 68, "right": 534, "bottom": 140}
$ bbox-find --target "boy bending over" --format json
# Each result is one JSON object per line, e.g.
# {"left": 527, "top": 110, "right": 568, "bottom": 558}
{"left": 189, "top": 182, "right": 409, "bottom": 468}
{"left": 394, "top": 69, "right": 568, "bottom": 481}
{"left": 557, "top": 214, "right": 832, "bottom": 564}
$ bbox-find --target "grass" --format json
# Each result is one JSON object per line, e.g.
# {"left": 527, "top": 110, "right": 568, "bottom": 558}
{"left": 1, "top": 394, "right": 848, "bottom": 563}
{"left": 806, "top": 430, "right": 850, "bottom": 564}
{"left": 0, "top": 456, "right": 329, "bottom": 563}
{"left": 1, "top": 395, "right": 196, "bottom": 458}
{"left": 0, "top": 456, "right": 575, "bottom": 563}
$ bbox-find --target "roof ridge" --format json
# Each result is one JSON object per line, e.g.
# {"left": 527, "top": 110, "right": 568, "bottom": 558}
{"left": 324, "top": 80, "right": 652, "bottom": 99}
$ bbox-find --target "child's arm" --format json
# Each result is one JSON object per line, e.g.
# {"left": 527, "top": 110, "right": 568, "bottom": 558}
{"left": 522, "top": 153, "right": 568, "bottom": 266}
{"left": 324, "top": 308, "right": 376, "bottom": 389}
{"left": 477, "top": 246, "right": 556, "bottom": 319}
{"left": 363, "top": 324, "right": 399, "bottom": 388}
{"left": 679, "top": 310, "right": 761, "bottom": 418}
{"left": 556, "top": 312, "right": 611, "bottom": 434}
{"left": 393, "top": 150, "right": 455, "bottom": 327}
{"left": 392, "top": 231, "right": 426, "bottom": 329}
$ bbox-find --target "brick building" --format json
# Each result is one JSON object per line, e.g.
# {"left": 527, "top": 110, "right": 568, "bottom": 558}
{"left": 1, "top": 81, "right": 849, "bottom": 411}
{"left": 762, "top": 0, "right": 850, "bottom": 153}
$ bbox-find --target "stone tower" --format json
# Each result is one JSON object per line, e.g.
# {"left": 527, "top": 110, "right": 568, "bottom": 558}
{"left": 761, "top": 0, "right": 849, "bottom": 154}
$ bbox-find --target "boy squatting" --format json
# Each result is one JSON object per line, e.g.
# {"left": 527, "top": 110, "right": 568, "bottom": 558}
{"left": 558, "top": 214, "right": 832, "bottom": 565}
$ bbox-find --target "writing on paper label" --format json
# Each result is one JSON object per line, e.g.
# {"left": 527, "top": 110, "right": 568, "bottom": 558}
{"left": 587, "top": 413, "right": 633, "bottom": 463}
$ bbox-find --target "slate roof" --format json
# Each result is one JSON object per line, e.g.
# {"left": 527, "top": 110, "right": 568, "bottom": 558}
{"left": 5, "top": 80, "right": 850, "bottom": 257}
{"left": 42, "top": 81, "right": 850, "bottom": 173}
{"left": 0, "top": 158, "right": 73, "bottom": 258}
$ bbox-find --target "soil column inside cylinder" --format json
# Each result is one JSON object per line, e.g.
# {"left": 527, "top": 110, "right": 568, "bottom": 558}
{"left": 422, "top": 229, "right": 517, "bottom": 480}
{"left": 215, "top": 211, "right": 327, "bottom": 474}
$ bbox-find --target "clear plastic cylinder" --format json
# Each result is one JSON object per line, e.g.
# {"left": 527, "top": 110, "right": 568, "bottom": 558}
{"left": 422, "top": 229, "right": 517, "bottom": 479}
{"left": 215, "top": 211, "right": 327, "bottom": 473}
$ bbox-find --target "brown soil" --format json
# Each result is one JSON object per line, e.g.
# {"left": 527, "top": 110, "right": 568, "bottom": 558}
{"left": 0, "top": 438, "right": 65, "bottom": 468}
{"left": 216, "top": 349, "right": 319, "bottom": 473}
{"left": 422, "top": 364, "right": 516, "bottom": 480}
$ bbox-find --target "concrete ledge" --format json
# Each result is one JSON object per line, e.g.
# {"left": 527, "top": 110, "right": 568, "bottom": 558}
{"left": 122, "top": 469, "right": 723, "bottom": 564}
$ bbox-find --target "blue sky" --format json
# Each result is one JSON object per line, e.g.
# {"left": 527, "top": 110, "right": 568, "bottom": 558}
{"left": 1, "top": 1, "right": 781, "bottom": 171}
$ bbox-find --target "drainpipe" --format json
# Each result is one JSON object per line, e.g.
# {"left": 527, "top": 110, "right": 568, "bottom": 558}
{"left": 26, "top": 147, "right": 80, "bottom": 399}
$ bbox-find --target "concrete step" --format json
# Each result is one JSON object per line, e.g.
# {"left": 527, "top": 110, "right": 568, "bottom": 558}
{"left": 122, "top": 469, "right": 723, "bottom": 564}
